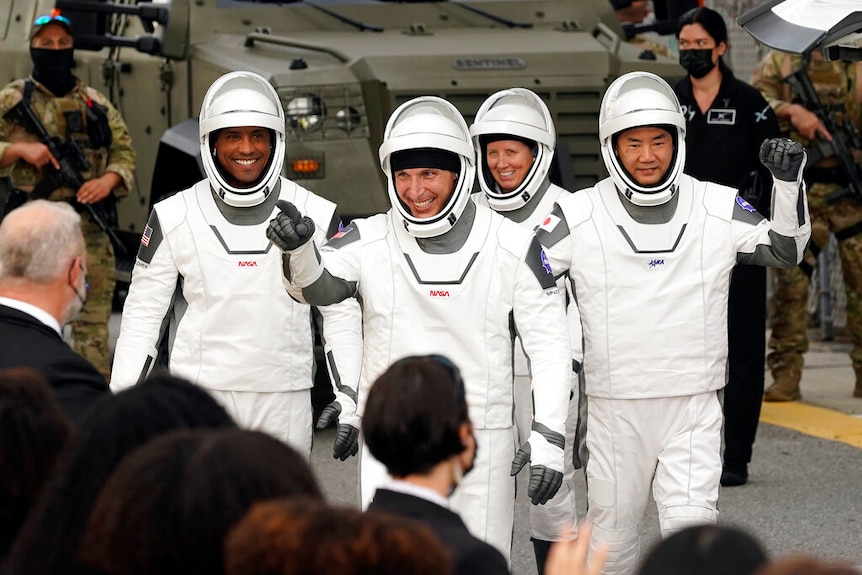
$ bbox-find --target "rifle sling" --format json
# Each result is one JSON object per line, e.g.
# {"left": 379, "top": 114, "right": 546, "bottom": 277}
{"left": 835, "top": 220, "right": 862, "bottom": 242}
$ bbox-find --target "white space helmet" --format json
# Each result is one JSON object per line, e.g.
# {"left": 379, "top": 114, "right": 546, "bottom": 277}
{"left": 199, "top": 71, "right": 286, "bottom": 207}
{"left": 469, "top": 88, "right": 556, "bottom": 211}
{"left": 378, "top": 96, "right": 475, "bottom": 238}
{"left": 599, "top": 71, "right": 686, "bottom": 206}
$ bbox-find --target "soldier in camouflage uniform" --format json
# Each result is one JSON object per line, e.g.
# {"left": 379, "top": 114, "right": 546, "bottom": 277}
{"left": 751, "top": 50, "right": 862, "bottom": 400}
{"left": 0, "top": 11, "right": 135, "bottom": 381}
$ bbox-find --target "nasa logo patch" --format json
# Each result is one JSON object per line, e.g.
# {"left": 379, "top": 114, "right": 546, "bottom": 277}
{"left": 736, "top": 196, "right": 756, "bottom": 213}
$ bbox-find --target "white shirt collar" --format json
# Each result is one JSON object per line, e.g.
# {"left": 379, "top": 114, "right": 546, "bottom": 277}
{"left": 384, "top": 478, "right": 450, "bottom": 509}
{"left": 0, "top": 297, "right": 62, "bottom": 336}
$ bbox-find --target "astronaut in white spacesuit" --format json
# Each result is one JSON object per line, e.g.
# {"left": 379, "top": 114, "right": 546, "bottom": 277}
{"left": 469, "top": 87, "right": 581, "bottom": 575}
{"left": 535, "top": 71, "right": 810, "bottom": 575}
{"left": 266, "top": 95, "right": 572, "bottom": 560}
{"left": 111, "top": 71, "right": 360, "bottom": 457}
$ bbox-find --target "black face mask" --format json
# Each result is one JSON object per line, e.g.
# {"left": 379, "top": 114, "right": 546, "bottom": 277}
{"left": 679, "top": 48, "right": 716, "bottom": 79}
{"left": 30, "top": 47, "right": 76, "bottom": 96}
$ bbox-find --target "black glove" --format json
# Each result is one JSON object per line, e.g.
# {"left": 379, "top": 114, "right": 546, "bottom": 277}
{"left": 510, "top": 441, "right": 564, "bottom": 505}
{"left": 316, "top": 401, "right": 359, "bottom": 461}
{"left": 266, "top": 199, "right": 316, "bottom": 252}
{"left": 759, "top": 138, "right": 806, "bottom": 182}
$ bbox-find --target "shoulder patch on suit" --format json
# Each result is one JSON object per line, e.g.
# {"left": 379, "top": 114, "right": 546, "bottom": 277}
{"left": 732, "top": 195, "right": 766, "bottom": 226}
{"left": 324, "top": 221, "right": 361, "bottom": 249}
{"left": 535, "top": 204, "right": 569, "bottom": 249}
{"left": 137, "top": 210, "right": 164, "bottom": 264}
{"left": 525, "top": 236, "right": 557, "bottom": 290}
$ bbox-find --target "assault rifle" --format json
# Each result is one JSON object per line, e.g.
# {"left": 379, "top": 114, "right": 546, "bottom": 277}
{"left": 3, "top": 95, "right": 127, "bottom": 255}
{"left": 783, "top": 52, "right": 862, "bottom": 203}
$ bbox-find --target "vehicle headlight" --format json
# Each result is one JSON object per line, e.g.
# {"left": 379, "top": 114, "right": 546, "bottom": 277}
{"left": 335, "top": 106, "right": 361, "bottom": 133}
{"left": 286, "top": 94, "right": 326, "bottom": 133}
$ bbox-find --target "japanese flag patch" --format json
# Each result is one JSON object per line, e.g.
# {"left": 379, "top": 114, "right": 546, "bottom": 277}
{"left": 538, "top": 213, "right": 561, "bottom": 234}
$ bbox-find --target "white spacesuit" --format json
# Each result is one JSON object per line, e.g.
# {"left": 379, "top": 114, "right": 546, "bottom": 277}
{"left": 535, "top": 72, "right": 810, "bottom": 575}
{"left": 469, "top": 87, "right": 581, "bottom": 573}
{"left": 111, "top": 71, "right": 360, "bottom": 456}
{"left": 267, "top": 96, "right": 572, "bottom": 560}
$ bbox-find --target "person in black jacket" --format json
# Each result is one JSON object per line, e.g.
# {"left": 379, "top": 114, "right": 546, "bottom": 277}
{"left": 672, "top": 7, "right": 781, "bottom": 487}
{"left": 0, "top": 199, "right": 108, "bottom": 423}
{"left": 363, "top": 355, "right": 510, "bottom": 575}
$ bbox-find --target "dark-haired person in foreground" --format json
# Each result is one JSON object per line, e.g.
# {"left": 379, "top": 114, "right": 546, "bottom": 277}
{"left": 362, "top": 354, "right": 509, "bottom": 575}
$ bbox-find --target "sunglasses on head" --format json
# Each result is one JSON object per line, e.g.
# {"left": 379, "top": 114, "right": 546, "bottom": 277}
{"left": 34, "top": 12, "right": 71, "bottom": 27}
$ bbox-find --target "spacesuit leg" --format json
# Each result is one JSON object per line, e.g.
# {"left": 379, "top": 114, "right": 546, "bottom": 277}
{"left": 450, "top": 427, "right": 517, "bottom": 561}
{"left": 208, "top": 389, "right": 313, "bottom": 457}
{"left": 528, "top": 385, "right": 579, "bottom": 528}
{"left": 360, "top": 440, "right": 391, "bottom": 509}
{"left": 528, "top": 389, "right": 578, "bottom": 573}
{"left": 585, "top": 396, "right": 658, "bottom": 575}
{"left": 654, "top": 391, "right": 721, "bottom": 535}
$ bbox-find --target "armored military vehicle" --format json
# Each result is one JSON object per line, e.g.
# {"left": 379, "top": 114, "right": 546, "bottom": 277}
{"left": 3, "top": 0, "right": 684, "bottom": 250}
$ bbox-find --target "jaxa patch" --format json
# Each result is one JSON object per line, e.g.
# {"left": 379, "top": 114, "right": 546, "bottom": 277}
{"left": 736, "top": 196, "right": 757, "bottom": 213}
{"left": 647, "top": 257, "right": 666, "bottom": 270}
{"left": 538, "top": 213, "right": 561, "bottom": 234}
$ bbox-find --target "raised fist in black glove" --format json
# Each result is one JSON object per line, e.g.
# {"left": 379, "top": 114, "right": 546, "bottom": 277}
{"left": 316, "top": 401, "right": 359, "bottom": 461}
{"left": 510, "top": 434, "right": 564, "bottom": 505}
{"left": 266, "top": 199, "right": 316, "bottom": 252}
{"left": 759, "top": 137, "right": 807, "bottom": 182}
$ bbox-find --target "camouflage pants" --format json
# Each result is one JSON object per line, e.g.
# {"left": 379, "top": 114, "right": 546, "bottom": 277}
{"left": 69, "top": 210, "right": 115, "bottom": 381}
{"left": 767, "top": 181, "right": 862, "bottom": 384}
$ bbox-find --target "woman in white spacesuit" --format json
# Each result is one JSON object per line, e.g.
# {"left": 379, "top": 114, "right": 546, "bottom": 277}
{"left": 266, "top": 95, "right": 572, "bottom": 560}
{"left": 469, "top": 87, "right": 581, "bottom": 575}
{"left": 111, "top": 71, "right": 360, "bottom": 457}
{"left": 535, "top": 71, "right": 810, "bottom": 575}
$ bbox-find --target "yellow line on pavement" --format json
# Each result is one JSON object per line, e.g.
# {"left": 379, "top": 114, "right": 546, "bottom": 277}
{"left": 760, "top": 402, "right": 862, "bottom": 449}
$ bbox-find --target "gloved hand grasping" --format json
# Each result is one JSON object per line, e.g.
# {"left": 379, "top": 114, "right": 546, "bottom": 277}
{"left": 759, "top": 137, "right": 807, "bottom": 182}
{"left": 266, "top": 199, "right": 316, "bottom": 252}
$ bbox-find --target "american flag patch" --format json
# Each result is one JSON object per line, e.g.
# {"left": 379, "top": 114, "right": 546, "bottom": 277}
{"left": 141, "top": 224, "right": 153, "bottom": 247}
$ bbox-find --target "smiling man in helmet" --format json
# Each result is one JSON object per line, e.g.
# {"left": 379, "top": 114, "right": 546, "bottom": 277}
{"left": 535, "top": 71, "right": 810, "bottom": 575}
{"left": 110, "top": 71, "right": 360, "bottom": 457}
{"left": 266, "top": 96, "right": 571, "bottom": 560}
{"left": 470, "top": 88, "right": 582, "bottom": 575}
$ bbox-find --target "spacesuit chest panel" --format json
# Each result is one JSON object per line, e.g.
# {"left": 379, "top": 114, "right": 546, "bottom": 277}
{"left": 357, "top": 208, "right": 516, "bottom": 428}
{"left": 194, "top": 181, "right": 279, "bottom": 255}
{"left": 598, "top": 178, "right": 693, "bottom": 253}
{"left": 164, "top": 182, "right": 312, "bottom": 392}
{"left": 572, "top": 179, "right": 732, "bottom": 399}
{"left": 391, "top": 204, "right": 495, "bottom": 284}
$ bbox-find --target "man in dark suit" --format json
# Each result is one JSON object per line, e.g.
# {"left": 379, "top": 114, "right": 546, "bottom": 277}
{"left": 0, "top": 200, "right": 109, "bottom": 423}
{"left": 362, "top": 355, "right": 510, "bottom": 575}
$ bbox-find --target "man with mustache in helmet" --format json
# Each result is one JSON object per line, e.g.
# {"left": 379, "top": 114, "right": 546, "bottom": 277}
{"left": 267, "top": 96, "right": 571, "bottom": 560}
{"left": 111, "top": 71, "right": 360, "bottom": 457}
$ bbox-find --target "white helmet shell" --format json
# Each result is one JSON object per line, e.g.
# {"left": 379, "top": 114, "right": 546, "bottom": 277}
{"left": 599, "top": 71, "right": 686, "bottom": 206}
{"left": 199, "top": 71, "right": 286, "bottom": 207}
{"left": 469, "top": 88, "right": 556, "bottom": 211}
{"left": 378, "top": 97, "right": 475, "bottom": 238}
